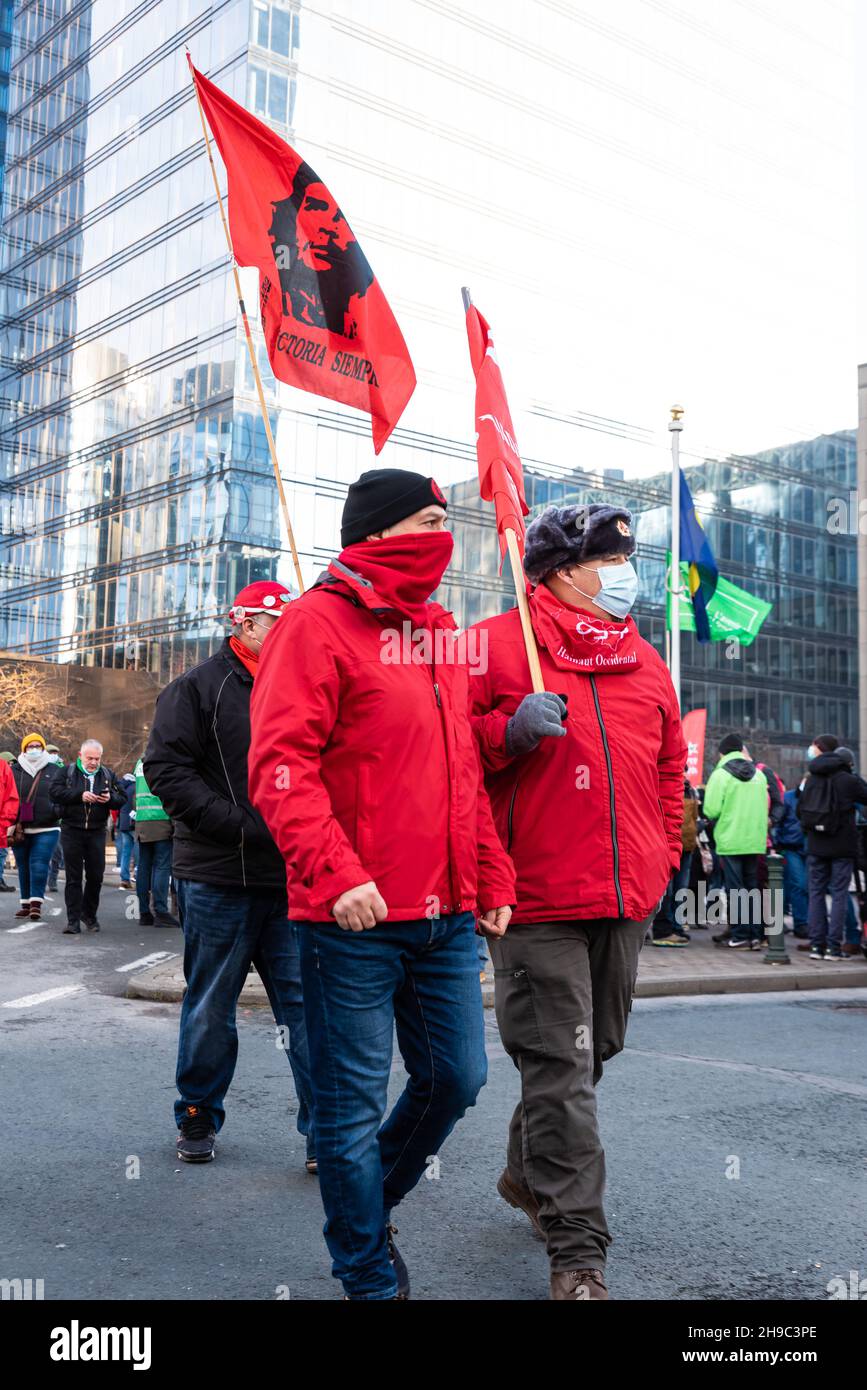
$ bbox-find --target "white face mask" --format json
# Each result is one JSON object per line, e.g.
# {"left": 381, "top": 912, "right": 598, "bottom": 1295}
{"left": 564, "top": 559, "right": 639, "bottom": 620}
{"left": 25, "top": 748, "right": 42, "bottom": 764}
{"left": 806, "top": 746, "right": 819, "bottom": 760}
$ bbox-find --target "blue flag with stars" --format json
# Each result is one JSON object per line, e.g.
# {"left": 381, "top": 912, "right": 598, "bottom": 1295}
{"left": 679, "top": 473, "right": 718, "bottom": 643}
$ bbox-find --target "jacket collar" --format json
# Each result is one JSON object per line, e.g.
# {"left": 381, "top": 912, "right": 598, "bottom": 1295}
{"left": 218, "top": 635, "right": 254, "bottom": 684}
{"left": 317, "top": 560, "right": 456, "bottom": 631}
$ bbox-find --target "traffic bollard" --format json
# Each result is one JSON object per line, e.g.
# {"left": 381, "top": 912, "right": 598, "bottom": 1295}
{"left": 763, "top": 853, "right": 791, "bottom": 964}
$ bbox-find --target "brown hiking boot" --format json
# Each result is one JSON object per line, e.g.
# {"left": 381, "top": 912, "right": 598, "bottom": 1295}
{"left": 550, "top": 1268, "right": 609, "bottom": 1300}
{"left": 496, "top": 1169, "right": 545, "bottom": 1240}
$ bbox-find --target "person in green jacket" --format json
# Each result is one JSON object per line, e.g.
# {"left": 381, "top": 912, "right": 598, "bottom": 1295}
{"left": 134, "top": 757, "right": 178, "bottom": 928}
{"left": 702, "top": 733, "right": 770, "bottom": 949}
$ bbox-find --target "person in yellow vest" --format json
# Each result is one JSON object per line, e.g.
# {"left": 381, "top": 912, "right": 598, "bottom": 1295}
{"left": 133, "top": 758, "right": 178, "bottom": 928}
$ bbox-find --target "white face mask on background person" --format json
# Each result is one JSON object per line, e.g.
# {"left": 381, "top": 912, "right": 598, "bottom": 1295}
{"left": 566, "top": 559, "right": 640, "bottom": 620}
{"left": 806, "top": 745, "right": 819, "bottom": 760}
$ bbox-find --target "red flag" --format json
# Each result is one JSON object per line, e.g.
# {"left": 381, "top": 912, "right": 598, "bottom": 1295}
{"left": 681, "top": 708, "right": 707, "bottom": 788}
{"left": 190, "top": 61, "right": 415, "bottom": 453}
{"left": 464, "top": 303, "right": 529, "bottom": 565}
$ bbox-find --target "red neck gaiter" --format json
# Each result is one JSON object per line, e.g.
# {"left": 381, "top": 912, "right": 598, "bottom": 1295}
{"left": 338, "top": 531, "right": 454, "bottom": 625}
{"left": 530, "top": 582, "right": 642, "bottom": 674}
{"left": 229, "top": 634, "right": 259, "bottom": 677}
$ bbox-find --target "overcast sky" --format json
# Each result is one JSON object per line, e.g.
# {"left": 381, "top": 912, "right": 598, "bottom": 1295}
{"left": 298, "top": 0, "right": 858, "bottom": 482}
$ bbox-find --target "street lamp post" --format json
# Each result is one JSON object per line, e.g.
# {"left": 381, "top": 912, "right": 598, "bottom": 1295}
{"left": 668, "top": 405, "right": 685, "bottom": 710}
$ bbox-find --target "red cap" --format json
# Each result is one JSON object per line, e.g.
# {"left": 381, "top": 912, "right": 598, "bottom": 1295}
{"left": 229, "top": 581, "right": 293, "bottom": 624}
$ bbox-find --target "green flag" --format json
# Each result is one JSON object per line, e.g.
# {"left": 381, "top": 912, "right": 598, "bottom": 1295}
{"left": 665, "top": 556, "right": 771, "bottom": 645}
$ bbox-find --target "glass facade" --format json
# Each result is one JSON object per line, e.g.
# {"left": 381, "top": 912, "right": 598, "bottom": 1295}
{"left": 441, "top": 430, "right": 858, "bottom": 787}
{"left": 0, "top": 0, "right": 297, "bottom": 681}
{"left": 0, "top": 0, "right": 12, "bottom": 211}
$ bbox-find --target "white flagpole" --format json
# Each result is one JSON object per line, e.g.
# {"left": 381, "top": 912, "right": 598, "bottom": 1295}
{"left": 668, "top": 404, "right": 685, "bottom": 709}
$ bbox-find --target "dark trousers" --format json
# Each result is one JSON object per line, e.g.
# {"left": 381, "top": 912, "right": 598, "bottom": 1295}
{"left": 807, "top": 855, "right": 853, "bottom": 948}
{"left": 490, "top": 916, "right": 647, "bottom": 1271}
{"left": 61, "top": 825, "right": 106, "bottom": 925}
{"left": 137, "top": 838, "right": 171, "bottom": 915}
{"left": 174, "top": 879, "right": 313, "bottom": 1148}
{"left": 719, "top": 854, "right": 762, "bottom": 943}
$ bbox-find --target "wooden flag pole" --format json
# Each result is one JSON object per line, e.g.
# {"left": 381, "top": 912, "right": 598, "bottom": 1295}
{"left": 505, "top": 526, "right": 545, "bottom": 693}
{"left": 462, "top": 286, "right": 544, "bottom": 693}
{"left": 188, "top": 56, "right": 305, "bottom": 595}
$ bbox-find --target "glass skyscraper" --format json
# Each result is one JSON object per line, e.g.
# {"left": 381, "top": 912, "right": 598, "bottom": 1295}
{"left": 0, "top": 1, "right": 302, "bottom": 681}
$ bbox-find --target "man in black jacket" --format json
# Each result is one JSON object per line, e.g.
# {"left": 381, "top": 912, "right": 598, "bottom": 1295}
{"left": 52, "top": 739, "right": 126, "bottom": 934}
{"left": 144, "top": 581, "right": 314, "bottom": 1167}
{"left": 798, "top": 734, "right": 867, "bottom": 961}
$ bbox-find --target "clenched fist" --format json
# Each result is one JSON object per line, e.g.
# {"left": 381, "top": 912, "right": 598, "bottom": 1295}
{"left": 477, "top": 905, "right": 512, "bottom": 938}
{"left": 332, "top": 880, "right": 388, "bottom": 932}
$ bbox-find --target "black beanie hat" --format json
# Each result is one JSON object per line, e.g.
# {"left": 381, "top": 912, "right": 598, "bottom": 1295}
{"left": 341, "top": 469, "right": 447, "bottom": 547}
{"left": 523, "top": 503, "right": 635, "bottom": 584}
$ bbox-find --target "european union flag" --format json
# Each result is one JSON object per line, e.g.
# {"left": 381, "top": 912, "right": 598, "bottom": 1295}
{"left": 679, "top": 473, "right": 718, "bottom": 643}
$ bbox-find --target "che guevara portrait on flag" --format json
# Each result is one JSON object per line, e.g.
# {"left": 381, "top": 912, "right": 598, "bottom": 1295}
{"left": 267, "top": 161, "right": 375, "bottom": 340}
{"left": 189, "top": 60, "right": 415, "bottom": 452}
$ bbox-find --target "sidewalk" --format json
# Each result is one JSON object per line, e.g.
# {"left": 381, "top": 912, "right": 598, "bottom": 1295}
{"left": 125, "top": 925, "right": 867, "bottom": 1007}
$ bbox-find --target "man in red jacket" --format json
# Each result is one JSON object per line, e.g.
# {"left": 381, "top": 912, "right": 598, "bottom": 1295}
{"left": 249, "top": 468, "right": 516, "bottom": 1301}
{"left": 470, "top": 503, "right": 685, "bottom": 1301}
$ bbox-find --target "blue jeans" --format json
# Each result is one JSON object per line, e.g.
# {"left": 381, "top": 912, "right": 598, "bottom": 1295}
{"left": 845, "top": 893, "right": 861, "bottom": 945}
{"left": 117, "top": 830, "right": 137, "bottom": 882}
{"left": 137, "top": 838, "right": 171, "bottom": 915}
{"left": 15, "top": 829, "right": 60, "bottom": 903}
{"left": 781, "top": 848, "right": 808, "bottom": 930}
{"left": 807, "top": 856, "right": 852, "bottom": 949}
{"left": 174, "top": 879, "right": 313, "bottom": 1152}
{"left": 297, "top": 911, "right": 487, "bottom": 1300}
{"left": 653, "top": 850, "right": 693, "bottom": 936}
{"left": 49, "top": 839, "right": 64, "bottom": 880}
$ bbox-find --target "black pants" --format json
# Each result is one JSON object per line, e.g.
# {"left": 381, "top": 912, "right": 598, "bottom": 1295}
{"left": 61, "top": 825, "right": 106, "bottom": 925}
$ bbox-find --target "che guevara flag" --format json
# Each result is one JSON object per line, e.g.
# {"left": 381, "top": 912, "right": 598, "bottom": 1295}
{"left": 190, "top": 60, "right": 415, "bottom": 452}
{"left": 464, "top": 301, "right": 529, "bottom": 566}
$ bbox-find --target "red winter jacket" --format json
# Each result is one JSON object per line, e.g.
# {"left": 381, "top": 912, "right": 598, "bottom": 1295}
{"left": 470, "top": 596, "right": 686, "bottom": 925}
{"left": 248, "top": 561, "right": 516, "bottom": 922}
{"left": 0, "top": 759, "right": 18, "bottom": 836}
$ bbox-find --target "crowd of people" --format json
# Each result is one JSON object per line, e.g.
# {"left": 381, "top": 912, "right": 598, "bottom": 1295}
{"left": 4, "top": 469, "right": 865, "bottom": 1302}
{"left": 648, "top": 732, "right": 867, "bottom": 962}
{"left": 0, "top": 735, "right": 179, "bottom": 933}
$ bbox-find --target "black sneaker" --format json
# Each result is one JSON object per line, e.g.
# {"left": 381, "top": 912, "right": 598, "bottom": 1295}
{"left": 826, "top": 947, "right": 843, "bottom": 961}
{"left": 177, "top": 1106, "right": 216, "bottom": 1163}
{"left": 386, "top": 1222, "right": 410, "bottom": 1298}
{"left": 0, "top": 881, "right": 15, "bottom": 892}
{"left": 83, "top": 918, "right": 100, "bottom": 933}
{"left": 153, "top": 912, "right": 181, "bottom": 928}
{"left": 139, "top": 911, "right": 155, "bottom": 926}
{"left": 712, "top": 930, "right": 731, "bottom": 945}
{"left": 63, "top": 922, "right": 81, "bottom": 935}
{"left": 809, "top": 945, "right": 825, "bottom": 960}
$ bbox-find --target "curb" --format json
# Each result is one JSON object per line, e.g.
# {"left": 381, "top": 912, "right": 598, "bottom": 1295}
{"left": 125, "top": 957, "right": 867, "bottom": 1007}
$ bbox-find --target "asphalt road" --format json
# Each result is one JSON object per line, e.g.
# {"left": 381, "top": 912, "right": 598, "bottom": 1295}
{"left": 2, "top": 875, "right": 866, "bottom": 1302}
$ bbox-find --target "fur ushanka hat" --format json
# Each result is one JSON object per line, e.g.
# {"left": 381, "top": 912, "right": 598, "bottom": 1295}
{"left": 523, "top": 504, "right": 636, "bottom": 584}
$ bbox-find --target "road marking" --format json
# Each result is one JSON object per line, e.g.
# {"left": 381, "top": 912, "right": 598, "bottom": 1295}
{"left": 115, "top": 951, "right": 178, "bottom": 973}
{"left": 6, "top": 923, "right": 43, "bottom": 934}
{"left": 626, "top": 1046, "right": 867, "bottom": 1100}
{"left": 2, "top": 985, "right": 84, "bottom": 1009}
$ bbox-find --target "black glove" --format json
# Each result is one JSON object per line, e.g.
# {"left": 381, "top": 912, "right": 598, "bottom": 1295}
{"left": 506, "top": 692, "right": 567, "bottom": 756}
